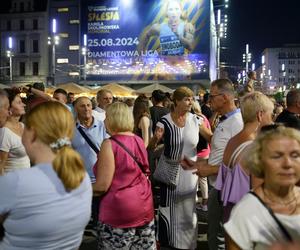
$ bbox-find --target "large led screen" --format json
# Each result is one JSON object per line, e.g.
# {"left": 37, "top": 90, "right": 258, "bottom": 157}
{"left": 81, "top": 0, "right": 210, "bottom": 80}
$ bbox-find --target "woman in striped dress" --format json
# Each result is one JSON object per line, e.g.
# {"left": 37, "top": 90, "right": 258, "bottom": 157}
{"left": 149, "top": 87, "right": 211, "bottom": 249}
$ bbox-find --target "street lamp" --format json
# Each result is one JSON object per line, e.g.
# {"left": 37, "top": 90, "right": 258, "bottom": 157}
{"left": 242, "top": 44, "right": 251, "bottom": 73}
{"left": 48, "top": 19, "right": 59, "bottom": 85}
{"left": 82, "top": 34, "right": 87, "bottom": 82}
{"left": 6, "top": 36, "right": 13, "bottom": 82}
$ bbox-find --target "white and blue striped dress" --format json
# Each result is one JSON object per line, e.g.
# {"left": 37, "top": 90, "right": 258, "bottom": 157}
{"left": 156, "top": 112, "right": 200, "bottom": 249}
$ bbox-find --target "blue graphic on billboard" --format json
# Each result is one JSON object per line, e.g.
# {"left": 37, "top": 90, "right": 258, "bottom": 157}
{"left": 81, "top": 0, "right": 210, "bottom": 80}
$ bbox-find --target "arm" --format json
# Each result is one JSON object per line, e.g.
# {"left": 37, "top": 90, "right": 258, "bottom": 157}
{"left": 138, "top": 24, "right": 160, "bottom": 53}
{"left": 21, "top": 86, "right": 53, "bottom": 101}
{"left": 147, "top": 126, "right": 164, "bottom": 151}
{"left": 226, "top": 234, "right": 242, "bottom": 250}
{"left": 177, "top": 22, "right": 195, "bottom": 51}
{"left": 199, "top": 122, "right": 213, "bottom": 143}
{"left": 0, "top": 151, "right": 8, "bottom": 175}
{"left": 139, "top": 116, "right": 150, "bottom": 147}
{"left": 92, "top": 139, "right": 115, "bottom": 196}
{"left": 181, "top": 156, "right": 219, "bottom": 177}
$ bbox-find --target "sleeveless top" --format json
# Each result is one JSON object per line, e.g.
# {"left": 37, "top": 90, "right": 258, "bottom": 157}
{"left": 215, "top": 141, "right": 252, "bottom": 206}
{"left": 99, "top": 134, "right": 154, "bottom": 228}
{"left": 160, "top": 22, "right": 185, "bottom": 56}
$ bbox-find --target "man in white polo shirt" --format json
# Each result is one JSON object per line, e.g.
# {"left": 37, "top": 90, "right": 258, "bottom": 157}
{"left": 183, "top": 79, "right": 243, "bottom": 250}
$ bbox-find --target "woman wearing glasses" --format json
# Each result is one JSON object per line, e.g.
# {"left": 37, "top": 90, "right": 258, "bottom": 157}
{"left": 225, "top": 125, "right": 300, "bottom": 249}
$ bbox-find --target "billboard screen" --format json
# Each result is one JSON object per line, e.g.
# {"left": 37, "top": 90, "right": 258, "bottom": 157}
{"left": 81, "top": 0, "right": 210, "bottom": 81}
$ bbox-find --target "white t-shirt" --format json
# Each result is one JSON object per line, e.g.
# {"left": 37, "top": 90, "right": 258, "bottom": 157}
{"left": 224, "top": 192, "right": 300, "bottom": 250}
{"left": 93, "top": 107, "right": 106, "bottom": 121}
{"left": 208, "top": 111, "right": 243, "bottom": 186}
{"left": 0, "top": 163, "right": 92, "bottom": 250}
{"left": 0, "top": 125, "right": 30, "bottom": 172}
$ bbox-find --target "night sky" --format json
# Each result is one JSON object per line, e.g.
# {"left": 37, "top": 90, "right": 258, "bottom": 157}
{"left": 223, "top": 0, "right": 300, "bottom": 67}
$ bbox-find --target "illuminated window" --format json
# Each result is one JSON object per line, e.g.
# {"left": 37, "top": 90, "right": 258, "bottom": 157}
{"left": 57, "top": 8, "right": 69, "bottom": 12}
{"left": 69, "top": 72, "right": 80, "bottom": 76}
{"left": 59, "top": 33, "right": 69, "bottom": 38}
{"left": 69, "top": 45, "right": 79, "bottom": 50}
{"left": 57, "top": 58, "right": 69, "bottom": 64}
{"left": 69, "top": 20, "right": 80, "bottom": 24}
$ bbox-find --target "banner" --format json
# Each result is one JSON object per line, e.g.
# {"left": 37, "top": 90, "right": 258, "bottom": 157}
{"left": 81, "top": 0, "right": 210, "bottom": 80}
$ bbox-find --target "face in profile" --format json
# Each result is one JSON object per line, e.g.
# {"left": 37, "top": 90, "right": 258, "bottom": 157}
{"left": 10, "top": 95, "right": 26, "bottom": 116}
{"left": 262, "top": 136, "right": 300, "bottom": 187}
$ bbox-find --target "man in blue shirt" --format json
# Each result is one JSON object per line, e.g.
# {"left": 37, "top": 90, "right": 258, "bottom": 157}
{"left": 72, "top": 96, "right": 108, "bottom": 183}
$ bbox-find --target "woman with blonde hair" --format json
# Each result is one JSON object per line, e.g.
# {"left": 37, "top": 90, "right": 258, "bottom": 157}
{"left": 93, "top": 102, "right": 156, "bottom": 250}
{"left": 149, "top": 86, "right": 203, "bottom": 249}
{"left": 215, "top": 91, "right": 274, "bottom": 223}
{"left": 225, "top": 125, "right": 300, "bottom": 249}
{"left": 0, "top": 101, "right": 92, "bottom": 249}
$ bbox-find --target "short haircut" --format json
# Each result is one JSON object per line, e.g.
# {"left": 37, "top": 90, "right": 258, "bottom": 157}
{"left": 211, "top": 79, "right": 235, "bottom": 96}
{"left": 240, "top": 92, "right": 274, "bottom": 123}
{"left": 33, "top": 82, "right": 45, "bottom": 92}
{"left": 203, "top": 93, "right": 210, "bottom": 104}
{"left": 247, "top": 71, "right": 255, "bottom": 79}
{"left": 105, "top": 102, "right": 134, "bottom": 133}
{"left": 286, "top": 89, "right": 300, "bottom": 107}
{"left": 246, "top": 125, "right": 300, "bottom": 178}
{"left": 54, "top": 88, "right": 68, "bottom": 97}
{"left": 172, "top": 86, "right": 194, "bottom": 106}
{"left": 151, "top": 90, "right": 166, "bottom": 103}
{"left": 96, "top": 89, "right": 112, "bottom": 100}
{"left": 73, "top": 96, "right": 91, "bottom": 107}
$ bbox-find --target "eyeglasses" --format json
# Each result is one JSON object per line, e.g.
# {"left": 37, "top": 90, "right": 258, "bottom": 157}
{"left": 208, "top": 93, "right": 223, "bottom": 99}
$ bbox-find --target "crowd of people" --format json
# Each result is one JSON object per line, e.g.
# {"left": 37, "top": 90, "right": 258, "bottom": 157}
{"left": 1, "top": 77, "right": 300, "bottom": 250}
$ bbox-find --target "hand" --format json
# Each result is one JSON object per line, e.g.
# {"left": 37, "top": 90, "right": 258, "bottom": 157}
{"left": 193, "top": 163, "right": 217, "bottom": 177}
{"left": 181, "top": 156, "right": 196, "bottom": 170}
{"left": 154, "top": 127, "right": 164, "bottom": 141}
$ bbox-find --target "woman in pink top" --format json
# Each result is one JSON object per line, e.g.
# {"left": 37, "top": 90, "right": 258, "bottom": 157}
{"left": 93, "top": 102, "right": 156, "bottom": 250}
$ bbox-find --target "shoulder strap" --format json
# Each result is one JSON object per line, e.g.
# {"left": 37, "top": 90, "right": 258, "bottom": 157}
{"left": 228, "top": 141, "right": 252, "bottom": 168}
{"left": 249, "top": 191, "right": 293, "bottom": 242}
{"left": 77, "top": 126, "right": 99, "bottom": 154}
{"left": 110, "top": 136, "right": 147, "bottom": 175}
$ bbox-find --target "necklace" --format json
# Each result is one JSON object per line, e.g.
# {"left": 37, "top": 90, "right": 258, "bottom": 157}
{"left": 262, "top": 186, "right": 298, "bottom": 215}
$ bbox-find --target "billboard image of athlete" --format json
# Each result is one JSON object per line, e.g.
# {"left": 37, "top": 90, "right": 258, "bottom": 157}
{"left": 139, "top": 0, "right": 195, "bottom": 56}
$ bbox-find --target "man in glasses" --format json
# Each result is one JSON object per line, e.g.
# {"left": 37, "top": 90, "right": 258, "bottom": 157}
{"left": 183, "top": 78, "right": 243, "bottom": 250}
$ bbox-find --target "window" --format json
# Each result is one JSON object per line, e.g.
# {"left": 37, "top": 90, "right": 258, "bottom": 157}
{"left": 7, "top": 20, "right": 11, "bottom": 31}
{"left": 20, "top": 20, "right": 25, "bottom": 30}
{"left": 69, "top": 20, "right": 80, "bottom": 24}
{"left": 33, "top": 40, "right": 39, "bottom": 53}
{"left": 69, "top": 45, "right": 79, "bottom": 50}
{"left": 57, "top": 58, "right": 69, "bottom": 64}
{"left": 20, "top": 2, "right": 24, "bottom": 12}
{"left": 32, "top": 62, "right": 38, "bottom": 76}
{"left": 59, "top": 33, "right": 69, "bottom": 38}
{"left": 20, "top": 40, "right": 25, "bottom": 53}
{"left": 19, "top": 62, "right": 25, "bottom": 76}
{"left": 33, "top": 19, "right": 38, "bottom": 30}
{"left": 57, "top": 8, "right": 69, "bottom": 12}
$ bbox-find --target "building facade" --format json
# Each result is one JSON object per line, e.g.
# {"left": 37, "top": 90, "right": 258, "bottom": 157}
{"left": 259, "top": 45, "right": 300, "bottom": 90}
{"left": 0, "top": 0, "right": 49, "bottom": 85}
{"left": 48, "top": 0, "right": 81, "bottom": 85}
